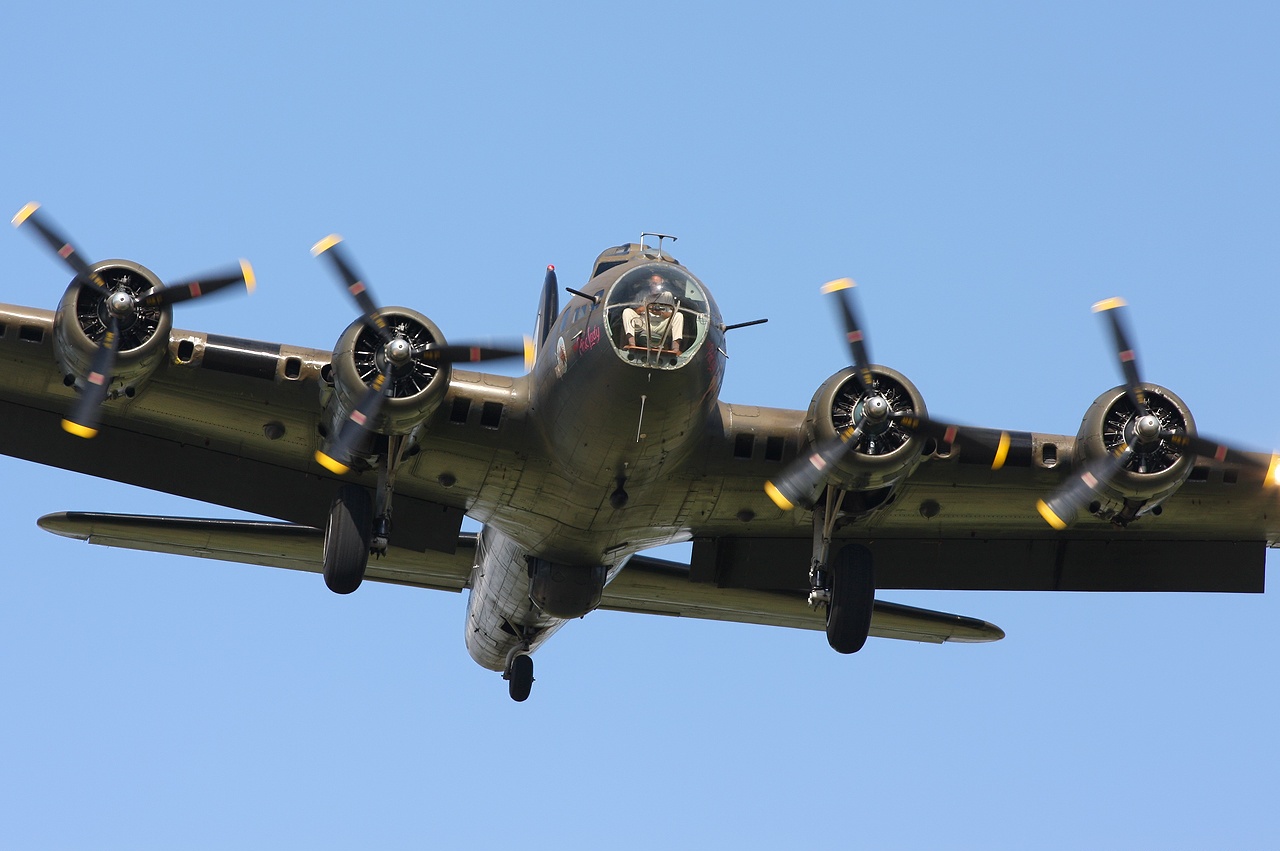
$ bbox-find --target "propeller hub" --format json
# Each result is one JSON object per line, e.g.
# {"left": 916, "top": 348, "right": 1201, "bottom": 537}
{"left": 384, "top": 337, "right": 414, "bottom": 366}
{"left": 862, "top": 394, "right": 890, "bottom": 422}
{"left": 106, "top": 290, "right": 136, "bottom": 318}
{"left": 1134, "top": 414, "right": 1162, "bottom": 444}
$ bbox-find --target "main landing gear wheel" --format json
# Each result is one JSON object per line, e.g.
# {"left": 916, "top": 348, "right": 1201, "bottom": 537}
{"left": 826, "top": 544, "right": 875, "bottom": 654}
{"left": 506, "top": 653, "right": 534, "bottom": 702}
{"left": 323, "top": 484, "right": 373, "bottom": 594}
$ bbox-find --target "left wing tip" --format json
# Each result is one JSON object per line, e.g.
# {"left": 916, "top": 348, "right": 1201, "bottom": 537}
{"left": 36, "top": 512, "right": 89, "bottom": 540}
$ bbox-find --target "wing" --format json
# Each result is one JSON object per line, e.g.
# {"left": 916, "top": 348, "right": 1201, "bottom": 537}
{"left": 664, "top": 402, "right": 1275, "bottom": 594}
{"left": 37, "top": 512, "right": 1002, "bottom": 644}
{"left": 0, "top": 303, "right": 516, "bottom": 552}
{"left": 4, "top": 301, "right": 1273, "bottom": 608}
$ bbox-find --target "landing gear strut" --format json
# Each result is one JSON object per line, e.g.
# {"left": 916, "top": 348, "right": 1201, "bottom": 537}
{"left": 370, "top": 433, "right": 412, "bottom": 556}
{"left": 809, "top": 487, "right": 876, "bottom": 654}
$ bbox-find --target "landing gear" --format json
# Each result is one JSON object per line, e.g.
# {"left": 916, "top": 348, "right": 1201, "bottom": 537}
{"left": 826, "top": 544, "right": 875, "bottom": 654}
{"left": 369, "top": 433, "right": 410, "bottom": 557}
{"left": 323, "top": 484, "right": 372, "bottom": 594}
{"left": 808, "top": 489, "right": 876, "bottom": 654}
{"left": 504, "top": 648, "right": 535, "bottom": 702}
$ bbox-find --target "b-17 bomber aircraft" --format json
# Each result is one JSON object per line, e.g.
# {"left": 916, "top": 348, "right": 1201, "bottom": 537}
{"left": 4, "top": 204, "right": 1278, "bottom": 701}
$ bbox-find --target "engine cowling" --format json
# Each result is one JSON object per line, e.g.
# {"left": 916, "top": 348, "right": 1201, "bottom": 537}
{"left": 323, "top": 307, "right": 451, "bottom": 447}
{"left": 53, "top": 260, "right": 173, "bottom": 399}
{"left": 803, "top": 364, "right": 929, "bottom": 495}
{"left": 1074, "top": 383, "right": 1196, "bottom": 521}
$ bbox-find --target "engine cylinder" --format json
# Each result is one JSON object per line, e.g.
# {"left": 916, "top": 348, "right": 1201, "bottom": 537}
{"left": 53, "top": 260, "right": 173, "bottom": 398}
{"left": 804, "top": 364, "right": 929, "bottom": 492}
{"left": 1074, "top": 383, "right": 1196, "bottom": 519}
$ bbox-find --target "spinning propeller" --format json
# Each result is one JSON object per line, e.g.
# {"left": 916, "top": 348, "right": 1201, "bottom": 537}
{"left": 310, "top": 234, "right": 534, "bottom": 474}
{"left": 12, "top": 202, "right": 254, "bottom": 438}
{"left": 765, "top": 279, "right": 979, "bottom": 510}
{"left": 1036, "top": 298, "right": 1278, "bottom": 529}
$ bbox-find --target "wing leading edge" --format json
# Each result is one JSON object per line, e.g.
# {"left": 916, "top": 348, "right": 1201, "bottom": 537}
{"left": 36, "top": 512, "right": 1003, "bottom": 644}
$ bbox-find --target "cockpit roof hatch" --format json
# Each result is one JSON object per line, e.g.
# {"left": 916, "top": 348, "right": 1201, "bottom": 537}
{"left": 589, "top": 239, "right": 679, "bottom": 281}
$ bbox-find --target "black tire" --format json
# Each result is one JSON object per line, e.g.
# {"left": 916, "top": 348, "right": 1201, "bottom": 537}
{"left": 322, "top": 484, "right": 372, "bottom": 595}
{"left": 508, "top": 653, "right": 534, "bottom": 702}
{"left": 826, "top": 544, "right": 875, "bottom": 654}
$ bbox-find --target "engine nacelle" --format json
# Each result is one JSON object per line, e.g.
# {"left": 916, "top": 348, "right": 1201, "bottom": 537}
{"left": 323, "top": 307, "right": 452, "bottom": 445}
{"left": 804, "top": 364, "right": 929, "bottom": 496}
{"left": 53, "top": 260, "right": 173, "bottom": 400}
{"left": 1074, "top": 383, "right": 1196, "bottom": 522}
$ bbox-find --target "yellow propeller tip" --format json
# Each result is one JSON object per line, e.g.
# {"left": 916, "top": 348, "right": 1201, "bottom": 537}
{"left": 314, "top": 450, "right": 350, "bottom": 475}
{"left": 764, "top": 481, "right": 795, "bottom": 511}
{"left": 61, "top": 419, "right": 98, "bottom": 439}
{"left": 523, "top": 336, "right": 536, "bottom": 371}
{"left": 240, "top": 259, "right": 256, "bottom": 293}
{"left": 1035, "top": 499, "right": 1068, "bottom": 530}
{"left": 310, "top": 233, "right": 343, "bottom": 256}
{"left": 1091, "top": 296, "right": 1127, "bottom": 313}
{"left": 991, "top": 431, "right": 1011, "bottom": 470}
{"left": 820, "top": 277, "right": 856, "bottom": 294}
{"left": 12, "top": 202, "right": 40, "bottom": 228}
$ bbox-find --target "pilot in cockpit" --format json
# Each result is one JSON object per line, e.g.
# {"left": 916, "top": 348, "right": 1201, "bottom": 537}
{"left": 623, "top": 281, "right": 683, "bottom": 355}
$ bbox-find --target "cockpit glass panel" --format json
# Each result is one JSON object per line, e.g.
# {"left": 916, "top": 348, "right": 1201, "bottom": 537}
{"left": 604, "top": 264, "right": 710, "bottom": 368}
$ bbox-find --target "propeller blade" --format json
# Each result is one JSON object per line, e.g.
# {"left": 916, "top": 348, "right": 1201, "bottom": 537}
{"left": 314, "top": 365, "right": 393, "bottom": 475}
{"left": 139, "top": 260, "right": 255, "bottom": 308}
{"left": 1036, "top": 445, "right": 1133, "bottom": 529}
{"left": 821, "top": 278, "right": 875, "bottom": 395}
{"left": 1092, "top": 297, "right": 1149, "bottom": 417}
{"left": 12, "top": 202, "right": 109, "bottom": 292}
{"left": 765, "top": 423, "right": 865, "bottom": 511}
{"left": 893, "top": 413, "right": 1022, "bottom": 469}
{"left": 419, "top": 342, "right": 528, "bottom": 364}
{"left": 1160, "top": 430, "right": 1270, "bottom": 470}
{"left": 60, "top": 315, "right": 122, "bottom": 439}
{"left": 311, "top": 234, "right": 393, "bottom": 345}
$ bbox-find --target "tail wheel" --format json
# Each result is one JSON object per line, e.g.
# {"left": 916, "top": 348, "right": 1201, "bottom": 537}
{"left": 826, "top": 544, "right": 875, "bottom": 654}
{"left": 323, "top": 484, "right": 372, "bottom": 594}
{"left": 507, "top": 653, "right": 534, "bottom": 702}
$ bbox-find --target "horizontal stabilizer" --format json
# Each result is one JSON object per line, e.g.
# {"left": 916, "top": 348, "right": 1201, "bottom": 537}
{"left": 616, "top": 552, "right": 1004, "bottom": 643}
{"left": 38, "top": 511, "right": 477, "bottom": 592}
{"left": 38, "top": 512, "right": 1003, "bottom": 644}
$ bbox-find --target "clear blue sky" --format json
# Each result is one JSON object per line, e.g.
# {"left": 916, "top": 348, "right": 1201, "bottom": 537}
{"left": 3, "top": 2, "right": 1279, "bottom": 848}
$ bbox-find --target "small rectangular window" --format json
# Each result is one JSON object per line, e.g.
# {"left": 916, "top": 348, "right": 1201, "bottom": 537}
{"left": 450, "top": 397, "right": 472, "bottom": 424}
{"left": 19, "top": 325, "right": 43, "bottom": 343}
{"left": 1041, "top": 443, "right": 1058, "bottom": 467}
{"left": 765, "top": 436, "right": 785, "bottom": 461}
{"left": 480, "top": 401, "right": 503, "bottom": 429}
{"left": 733, "top": 433, "right": 755, "bottom": 459}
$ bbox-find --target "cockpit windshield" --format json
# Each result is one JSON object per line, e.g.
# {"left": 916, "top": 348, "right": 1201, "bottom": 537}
{"left": 604, "top": 264, "right": 711, "bottom": 368}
